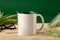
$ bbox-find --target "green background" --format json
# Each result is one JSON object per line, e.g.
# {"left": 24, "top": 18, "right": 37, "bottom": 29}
{"left": 0, "top": 0, "right": 60, "bottom": 23}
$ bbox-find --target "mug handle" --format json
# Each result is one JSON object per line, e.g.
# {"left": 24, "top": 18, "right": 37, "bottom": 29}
{"left": 37, "top": 14, "right": 44, "bottom": 31}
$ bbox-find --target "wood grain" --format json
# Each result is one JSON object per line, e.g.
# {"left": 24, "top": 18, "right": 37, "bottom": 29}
{"left": 0, "top": 23, "right": 60, "bottom": 40}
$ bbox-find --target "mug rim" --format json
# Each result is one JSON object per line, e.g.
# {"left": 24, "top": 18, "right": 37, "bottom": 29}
{"left": 17, "top": 11, "right": 36, "bottom": 14}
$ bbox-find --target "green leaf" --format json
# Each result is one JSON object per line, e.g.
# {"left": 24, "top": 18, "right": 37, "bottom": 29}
{"left": 0, "top": 11, "right": 17, "bottom": 25}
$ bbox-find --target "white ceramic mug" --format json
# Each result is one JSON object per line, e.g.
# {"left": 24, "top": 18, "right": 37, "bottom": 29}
{"left": 17, "top": 11, "right": 44, "bottom": 36}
